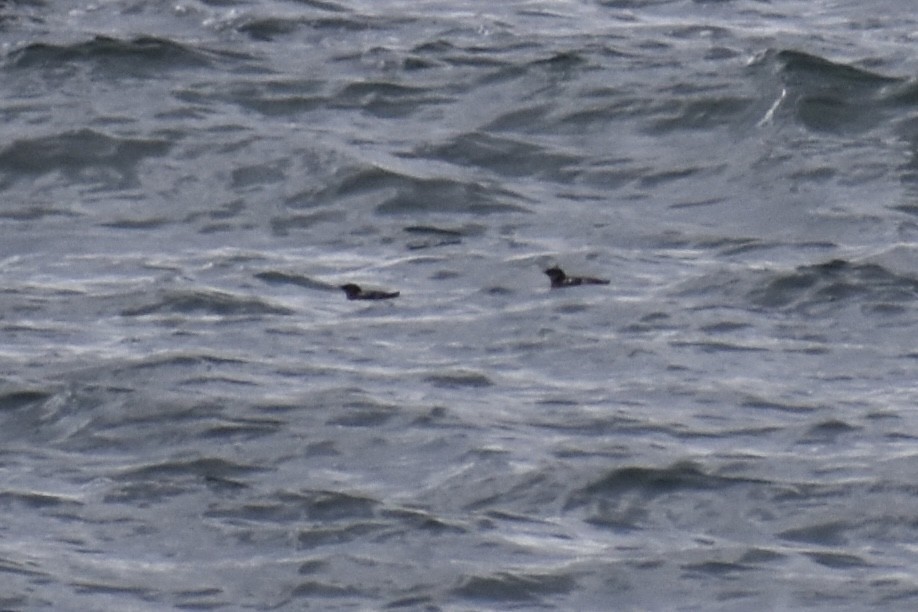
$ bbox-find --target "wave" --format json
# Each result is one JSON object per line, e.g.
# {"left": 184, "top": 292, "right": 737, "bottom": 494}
{"left": 776, "top": 49, "right": 898, "bottom": 88}
{"left": 748, "top": 258, "right": 918, "bottom": 313}
{"left": 5, "top": 35, "right": 249, "bottom": 75}
{"left": 763, "top": 49, "right": 914, "bottom": 135}
{"left": 287, "top": 163, "right": 530, "bottom": 216}
{"left": 0, "top": 389, "right": 52, "bottom": 411}
{"left": 451, "top": 570, "right": 576, "bottom": 604}
{"left": 675, "top": 253, "right": 918, "bottom": 317}
{"left": 254, "top": 270, "right": 333, "bottom": 290}
{"left": 107, "top": 456, "right": 265, "bottom": 503}
{"left": 121, "top": 288, "right": 294, "bottom": 317}
{"left": 0, "top": 128, "right": 171, "bottom": 189}
{"left": 415, "top": 131, "right": 583, "bottom": 181}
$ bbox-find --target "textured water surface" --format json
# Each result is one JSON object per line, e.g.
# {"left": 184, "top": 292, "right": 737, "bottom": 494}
{"left": 2, "top": 0, "right": 918, "bottom": 609}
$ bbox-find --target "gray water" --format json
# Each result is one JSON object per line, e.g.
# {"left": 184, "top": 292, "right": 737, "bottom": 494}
{"left": 2, "top": 1, "right": 918, "bottom": 609}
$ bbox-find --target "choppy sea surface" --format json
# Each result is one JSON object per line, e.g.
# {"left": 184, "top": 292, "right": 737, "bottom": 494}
{"left": 2, "top": 1, "right": 918, "bottom": 609}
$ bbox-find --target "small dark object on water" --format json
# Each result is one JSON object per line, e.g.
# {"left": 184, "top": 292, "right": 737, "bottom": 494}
{"left": 544, "top": 266, "right": 609, "bottom": 289}
{"left": 340, "top": 283, "right": 400, "bottom": 300}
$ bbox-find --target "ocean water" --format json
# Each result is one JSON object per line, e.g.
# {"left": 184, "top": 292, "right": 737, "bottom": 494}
{"left": 2, "top": 0, "right": 918, "bottom": 609}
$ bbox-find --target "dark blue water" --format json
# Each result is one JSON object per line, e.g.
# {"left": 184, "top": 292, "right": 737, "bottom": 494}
{"left": 2, "top": 1, "right": 918, "bottom": 609}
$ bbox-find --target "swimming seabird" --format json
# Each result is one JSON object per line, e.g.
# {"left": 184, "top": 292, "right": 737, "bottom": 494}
{"left": 544, "top": 266, "right": 609, "bottom": 289}
{"left": 339, "top": 283, "right": 400, "bottom": 300}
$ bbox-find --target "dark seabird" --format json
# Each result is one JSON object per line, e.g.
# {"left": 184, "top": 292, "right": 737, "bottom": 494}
{"left": 339, "top": 283, "right": 400, "bottom": 300}
{"left": 544, "top": 266, "right": 609, "bottom": 289}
